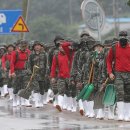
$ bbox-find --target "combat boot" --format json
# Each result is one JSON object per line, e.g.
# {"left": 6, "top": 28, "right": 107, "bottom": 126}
{"left": 53, "top": 94, "right": 58, "bottom": 107}
{"left": 0, "top": 86, "right": 4, "bottom": 97}
{"left": 96, "top": 109, "right": 104, "bottom": 120}
{"left": 108, "top": 106, "right": 115, "bottom": 120}
{"left": 33, "top": 93, "right": 40, "bottom": 108}
{"left": 71, "top": 97, "right": 77, "bottom": 112}
{"left": 78, "top": 99, "right": 84, "bottom": 116}
{"left": 25, "top": 99, "right": 32, "bottom": 107}
{"left": 117, "top": 102, "right": 124, "bottom": 121}
{"left": 85, "top": 101, "right": 90, "bottom": 117}
{"left": 124, "top": 103, "right": 130, "bottom": 121}
{"left": 88, "top": 101, "right": 95, "bottom": 118}
{"left": 16, "top": 95, "right": 20, "bottom": 106}
{"left": 56, "top": 95, "right": 63, "bottom": 112}
{"left": 3, "top": 84, "right": 9, "bottom": 97}
{"left": 8, "top": 88, "right": 13, "bottom": 100}
{"left": 62, "top": 94, "right": 67, "bottom": 110}
{"left": 43, "top": 92, "right": 47, "bottom": 105}
{"left": 12, "top": 94, "right": 17, "bottom": 107}
{"left": 67, "top": 97, "right": 72, "bottom": 111}
{"left": 39, "top": 94, "right": 44, "bottom": 107}
{"left": 20, "top": 97, "right": 25, "bottom": 106}
{"left": 46, "top": 89, "right": 53, "bottom": 103}
{"left": 83, "top": 101, "right": 88, "bottom": 116}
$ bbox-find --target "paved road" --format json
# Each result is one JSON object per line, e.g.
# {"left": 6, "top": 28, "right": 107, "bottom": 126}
{"left": 0, "top": 98, "right": 130, "bottom": 130}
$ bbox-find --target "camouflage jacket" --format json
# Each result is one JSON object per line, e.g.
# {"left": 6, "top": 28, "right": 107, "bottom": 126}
{"left": 27, "top": 51, "right": 47, "bottom": 79}
{"left": 70, "top": 48, "right": 90, "bottom": 82}
{"left": 82, "top": 50, "right": 105, "bottom": 86}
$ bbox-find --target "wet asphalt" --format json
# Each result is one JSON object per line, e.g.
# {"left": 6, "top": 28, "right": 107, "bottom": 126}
{"left": 0, "top": 97, "right": 130, "bottom": 130}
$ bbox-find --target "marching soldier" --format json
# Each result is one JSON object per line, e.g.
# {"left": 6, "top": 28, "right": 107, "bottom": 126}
{"left": 61, "top": 40, "right": 76, "bottom": 112}
{"left": 101, "top": 39, "right": 117, "bottom": 120}
{"left": 71, "top": 35, "right": 95, "bottom": 116}
{"left": 48, "top": 35, "right": 64, "bottom": 107}
{"left": 50, "top": 40, "right": 73, "bottom": 112}
{"left": 107, "top": 31, "right": 130, "bottom": 121}
{"left": 0, "top": 46, "right": 6, "bottom": 97}
{"left": 92, "top": 42, "right": 105, "bottom": 119}
{"left": 2, "top": 44, "right": 15, "bottom": 100}
{"left": 27, "top": 41, "right": 47, "bottom": 108}
{"left": 10, "top": 40, "right": 31, "bottom": 107}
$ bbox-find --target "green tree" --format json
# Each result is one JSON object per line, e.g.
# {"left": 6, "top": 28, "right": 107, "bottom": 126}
{"left": 27, "top": 15, "right": 79, "bottom": 43}
{"left": 27, "top": 15, "right": 67, "bottom": 43}
{"left": 127, "top": 0, "right": 130, "bottom": 6}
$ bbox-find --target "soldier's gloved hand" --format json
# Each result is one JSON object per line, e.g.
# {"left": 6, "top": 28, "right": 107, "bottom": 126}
{"left": 51, "top": 78, "right": 56, "bottom": 84}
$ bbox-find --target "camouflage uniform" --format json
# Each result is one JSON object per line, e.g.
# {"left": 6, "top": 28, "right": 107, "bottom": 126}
{"left": 2, "top": 53, "right": 13, "bottom": 88}
{"left": 50, "top": 52, "right": 69, "bottom": 96}
{"left": 28, "top": 50, "right": 47, "bottom": 95}
{"left": 12, "top": 69, "right": 29, "bottom": 94}
{"left": 114, "top": 72, "right": 130, "bottom": 102}
{"left": 0, "top": 47, "right": 6, "bottom": 88}
{"left": 71, "top": 36, "right": 95, "bottom": 97}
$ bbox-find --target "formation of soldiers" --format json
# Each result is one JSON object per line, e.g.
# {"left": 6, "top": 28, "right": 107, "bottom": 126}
{"left": 0, "top": 30, "right": 130, "bottom": 122}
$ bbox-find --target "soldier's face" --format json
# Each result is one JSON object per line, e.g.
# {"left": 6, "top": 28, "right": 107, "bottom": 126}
{"left": 8, "top": 46, "right": 14, "bottom": 52}
{"left": 94, "top": 45, "right": 103, "bottom": 53}
{"left": 20, "top": 43, "right": 27, "bottom": 51}
{"left": 34, "top": 44, "right": 42, "bottom": 51}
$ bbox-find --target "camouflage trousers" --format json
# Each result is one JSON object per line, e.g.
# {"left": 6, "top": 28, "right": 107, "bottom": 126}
{"left": 31, "top": 75, "right": 46, "bottom": 95}
{"left": 12, "top": 70, "right": 28, "bottom": 94}
{"left": 94, "top": 82, "right": 104, "bottom": 109}
{"left": 114, "top": 72, "right": 130, "bottom": 102}
{"left": 0, "top": 78, "right": 3, "bottom": 88}
{"left": 51, "top": 78, "right": 69, "bottom": 96}
{"left": 2, "top": 71, "right": 13, "bottom": 88}
{"left": 44, "top": 76, "right": 51, "bottom": 92}
{"left": 65, "top": 83, "right": 77, "bottom": 98}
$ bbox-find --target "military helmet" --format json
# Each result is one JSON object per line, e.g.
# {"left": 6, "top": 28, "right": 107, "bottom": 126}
{"left": 119, "top": 31, "right": 128, "bottom": 37}
{"left": 0, "top": 45, "right": 6, "bottom": 56}
{"left": 80, "top": 30, "right": 90, "bottom": 38}
{"left": 54, "top": 35, "right": 64, "bottom": 47}
{"left": 0, "top": 46, "right": 6, "bottom": 50}
{"left": 92, "top": 41, "right": 104, "bottom": 49}
{"left": 19, "top": 40, "right": 29, "bottom": 50}
{"left": 0, "top": 43, "right": 7, "bottom": 48}
{"left": 104, "top": 39, "right": 113, "bottom": 46}
{"left": 40, "top": 42, "right": 45, "bottom": 47}
{"left": 14, "top": 39, "right": 22, "bottom": 46}
{"left": 32, "top": 40, "right": 43, "bottom": 49}
{"left": 20, "top": 40, "right": 28, "bottom": 45}
{"left": 6, "top": 44, "right": 15, "bottom": 49}
{"left": 80, "top": 37, "right": 88, "bottom": 44}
